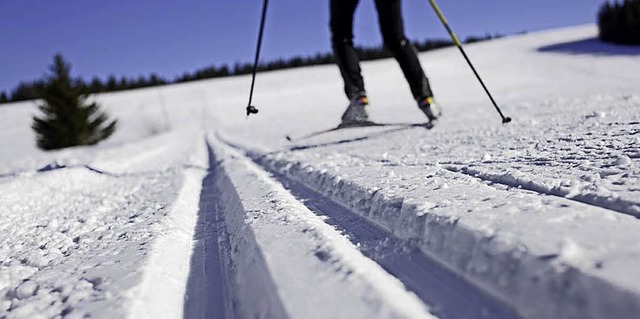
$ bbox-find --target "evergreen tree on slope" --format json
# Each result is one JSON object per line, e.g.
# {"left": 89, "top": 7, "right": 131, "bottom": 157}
{"left": 32, "top": 54, "right": 117, "bottom": 150}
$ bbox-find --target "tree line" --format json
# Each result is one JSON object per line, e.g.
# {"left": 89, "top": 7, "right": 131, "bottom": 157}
{"left": 0, "top": 34, "right": 503, "bottom": 105}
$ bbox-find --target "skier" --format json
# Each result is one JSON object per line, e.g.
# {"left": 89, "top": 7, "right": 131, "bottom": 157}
{"left": 331, "top": 0, "right": 442, "bottom": 125}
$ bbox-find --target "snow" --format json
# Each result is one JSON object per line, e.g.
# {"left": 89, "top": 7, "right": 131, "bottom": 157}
{"left": 129, "top": 143, "right": 208, "bottom": 319}
{"left": 1, "top": 24, "right": 640, "bottom": 318}
{"left": 206, "top": 137, "right": 434, "bottom": 318}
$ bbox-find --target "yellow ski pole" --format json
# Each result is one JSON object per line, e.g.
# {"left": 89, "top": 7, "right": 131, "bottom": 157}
{"left": 428, "top": 0, "right": 511, "bottom": 123}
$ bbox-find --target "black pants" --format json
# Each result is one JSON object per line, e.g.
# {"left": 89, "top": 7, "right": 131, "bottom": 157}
{"left": 330, "top": 0, "right": 433, "bottom": 100}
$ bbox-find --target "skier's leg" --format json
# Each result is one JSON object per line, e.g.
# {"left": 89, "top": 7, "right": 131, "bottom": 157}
{"left": 374, "top": 0, "right": 433, "bottom": 100}
{"left": 330, "top": 0, "right": 366, "bottom": 100}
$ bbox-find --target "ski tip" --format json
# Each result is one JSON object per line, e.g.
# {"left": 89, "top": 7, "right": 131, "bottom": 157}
{"left": 285, "top": 135, "right": 293, "bottom": 142}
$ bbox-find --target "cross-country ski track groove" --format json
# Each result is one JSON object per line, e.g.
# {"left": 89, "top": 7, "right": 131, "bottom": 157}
{"left": 442, "top": 164, "right": 640, "bottom": 219}
{"left": 189, "top": 136, "right": 522, "bottom": 319}
{"left": 253, "top": 159, "right": 522, "bottom": 319}
{"left": 207, "top": 132, "right": 640, "bottom": 319}
{"left": 184, "top": 144, "right": 235, "bottom": 319}
{"left": 194, "top": 136, "right": 435, "bottom": 319}
{"left": 284, "top": 129, "right": 640, "bottom": 219}
{"left": 315, "top": 148, "right": 640, "bottom": 219}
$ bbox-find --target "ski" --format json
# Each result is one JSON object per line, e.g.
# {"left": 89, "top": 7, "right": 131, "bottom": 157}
{"left": 285, "top": 121, "right": 433, "bottom": 142}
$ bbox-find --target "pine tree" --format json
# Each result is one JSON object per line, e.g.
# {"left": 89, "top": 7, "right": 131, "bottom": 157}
{"left": 0, "top": 91, "right": 8, "bottom": 104}
{"left": 89, "top": 77, "right": 104, "bottom": 93}
{"left": 106, "top": 75, "right": 118, "bottom": 91}
{"left": 599, "top": 0, "right": 640, "bottom": 45}
{"left": 118, "top": 77, "right": 129, "bottom": 90}
{"left": 32, "top": 54, "right": 117, "bottom": 150}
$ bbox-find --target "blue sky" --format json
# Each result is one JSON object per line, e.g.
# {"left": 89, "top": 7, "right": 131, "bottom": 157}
{"left": 0, "top": 1, "right": 604, "bottom": 93}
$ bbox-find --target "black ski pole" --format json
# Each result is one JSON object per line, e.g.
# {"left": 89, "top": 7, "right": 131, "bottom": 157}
{"left": 246, "top": 0, "right": 269, "bottom": 117}
{"left": 427, "top": 0, "right": 512, "bottom": 124}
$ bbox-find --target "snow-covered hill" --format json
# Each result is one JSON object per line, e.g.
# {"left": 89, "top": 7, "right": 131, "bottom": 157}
{"left": 1, "top": 25, "right": 640, "bottom": 318}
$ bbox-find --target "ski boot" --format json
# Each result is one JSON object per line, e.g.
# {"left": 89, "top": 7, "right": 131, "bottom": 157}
{"left": 340, "top": 94, "right": 370, "bottom": 125}
{"left": 417, "top": 96, "right": 442, "bottom": 122}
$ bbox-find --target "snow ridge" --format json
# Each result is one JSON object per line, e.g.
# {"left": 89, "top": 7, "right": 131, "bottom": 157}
{"left": 206, "top": 136, "right": 435, "bottom": 319}
{"left": 445, "top": 165, "right": 640, "bottom": 218}
{"left": 129, "top": 138, "right": 209, "bottom": 319}
{"left": 237, "top": 144, "right": 640, "bottom": 319}
{"left": 257, "top": 154, "right": 522, "bottom": 319}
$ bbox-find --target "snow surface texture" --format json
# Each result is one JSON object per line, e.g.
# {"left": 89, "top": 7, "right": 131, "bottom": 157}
{"left": 0, "top": 130, "right": 207, "bottom": 318}
{"left": 1, "top": 25, "right": 640, "bottom": 318}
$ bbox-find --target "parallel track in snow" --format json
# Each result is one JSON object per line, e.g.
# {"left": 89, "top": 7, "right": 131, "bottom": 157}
{"left": 442, "top": 165, "right": 640, "bottom": 219}
{"left": 263, "top": 166, "right": 521, "bottom": 319}
{"left": 297, "top": 148, "right": 640, "bottom": 219}
{"left": 217, "top": 129, "right": 640, "bottom": 319}
{"left": 214, "top": 138, "right": 522, "bottom": 319}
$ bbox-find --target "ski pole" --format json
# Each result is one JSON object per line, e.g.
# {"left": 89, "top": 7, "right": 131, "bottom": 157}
{"left": 246, "top": 0, "right": 269, "bottom": 117}
{"left": 427, "top": 0, "right": 511, "bottom": 123}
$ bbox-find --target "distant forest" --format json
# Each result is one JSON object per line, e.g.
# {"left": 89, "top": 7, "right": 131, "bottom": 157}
{"left": 0, "top": 34, "right": 503, "bottom": 104}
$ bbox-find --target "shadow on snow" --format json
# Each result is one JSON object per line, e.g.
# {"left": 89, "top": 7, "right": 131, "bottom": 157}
{"left": 538, "top": 37, "right": 640, "bottom": 56}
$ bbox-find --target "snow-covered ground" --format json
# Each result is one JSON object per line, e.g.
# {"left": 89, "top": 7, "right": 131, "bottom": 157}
{"left": 1, "top": 25, "right": 640, "bottom": 318}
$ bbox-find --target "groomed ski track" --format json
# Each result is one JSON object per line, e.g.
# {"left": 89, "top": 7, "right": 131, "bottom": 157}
{"left": 179, "top": 122, "right": 640, "bottom": 319}
{"left": 180, "top": 134, "right": 523, "bottom": 319}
